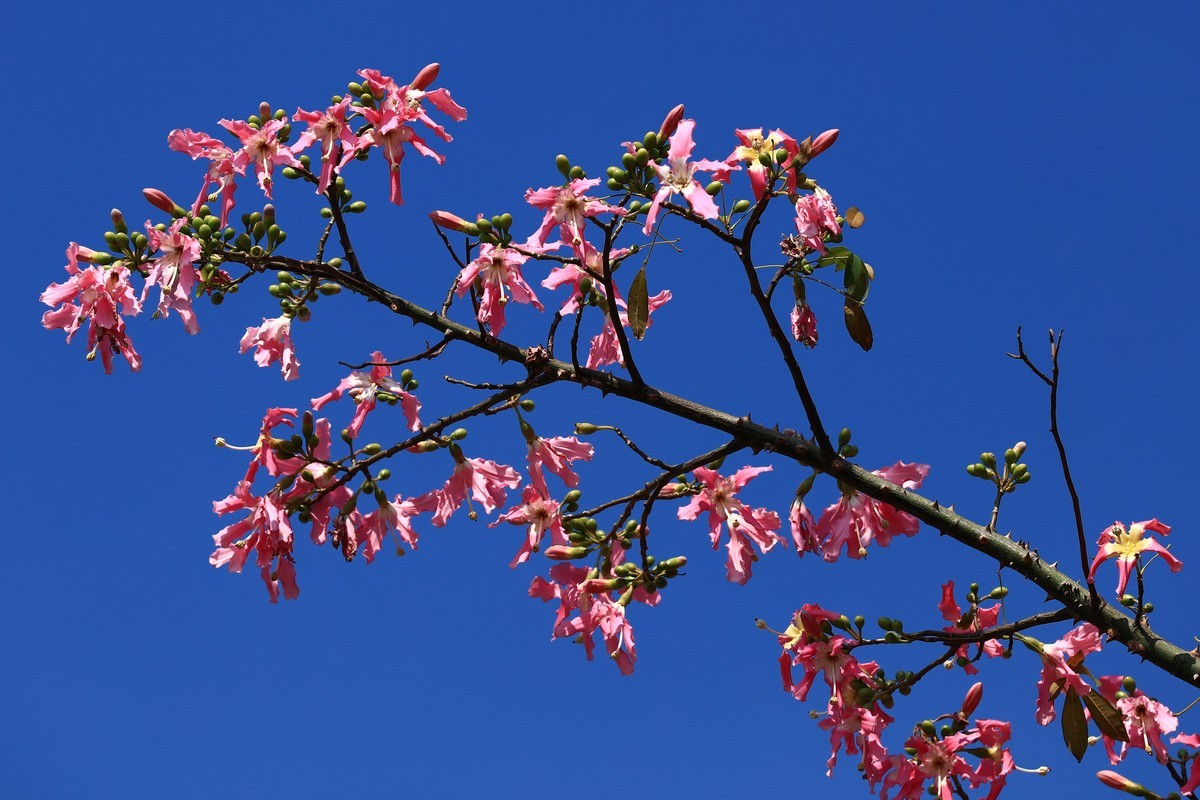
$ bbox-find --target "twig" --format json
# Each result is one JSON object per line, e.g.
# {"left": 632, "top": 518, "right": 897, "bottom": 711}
{"left": 339, "top": 334, "right": 452, "bottom": 370}
{"left": 1008, "top": 327, "right": 1097, "bottom": 604}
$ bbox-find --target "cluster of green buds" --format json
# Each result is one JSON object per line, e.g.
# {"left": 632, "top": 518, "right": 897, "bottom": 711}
{"left": 837, "top": 427, "right": 859, "bottom": 458}
{"left": 605, "top": 133, "right": 665, "bottom": 202}
{"left": 248, "top": 101, "right": 292, "bottom": 143}
{"left": 966, "top": 441, "right": 1030, "bottom": 491}
{"left": 1119, "top": 594, "right": 1156, "bottom": 614}
{"left": 268, "top": 267, "right": 338, "bottom": 321}
{"left": 343, "top": 79, "right": 385, "bottom": 109}
{"left": 231, "top": 204, "right": 288, "bottom": 256}
{"left": 100, "top": 208, "right": 149, "bottom": 268}
{"left": 469, "top": 212, "right": 515, "bottom": 247}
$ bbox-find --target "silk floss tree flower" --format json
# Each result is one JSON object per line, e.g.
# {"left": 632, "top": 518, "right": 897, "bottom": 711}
{"left": 40, "top": 243, "right": 142, "bottom": 373}
{"left": 142, "top": 219, "right": 202, "bottom": 334}
{"left": 219, "top": 117, "right": 300, "bottom": 199}
{"left": 524, "top": 177, "right": 625, "bottom": 256}
{"left": 455, "top": 243, "right": 543, "bottom": 335}
{"left": 1088, "top": 519, "right": 1181, "bottom": 597}
{"left": 291, "top": 97, "right": 359, "bottom": 194}
{"left": 642, "top": 118, "right": 727, "bottom": 234}
{"left": 676, "top": 465, "right": 783, "bottom": 584}
{"left": 310, "top": 350, "right": 421, "bottom": 438}
{"left": 240, "top": 316, "right": 300, "bottom": 381}
{"left": 810, "top": 462, "right": 930, "bottom": 561}
{"left": 167, "top": 128, "right": 242, "bottom": 226}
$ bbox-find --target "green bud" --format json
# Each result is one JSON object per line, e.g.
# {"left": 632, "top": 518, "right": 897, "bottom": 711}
{"left": 449, "top": 428, "right": 468, "bottom": 440}
{"left": 731, "top": 199, "right": 751, "bottom": 214}
{"left": 568, "top": 165, "right": 585, "bottom": 180}
{"left": 774, "top": 148, "right": 790, "bottom": 164}
{"left": 635, "top": 149, "right": 649, "bottom": 167}
{"left": 1004, "top": 448, "right": 1018, "bottom": 464}
{"left": 621, "top": 152, "right": 637, "bottom": 170}
{"left": 211, "top": 292, "right": 224, "bottom": 305}
{"left": 318, "top": 283, "right": 342, "bottom": 295}
{"left": 399, "top": 369, "right": 414, "bottom": 384}
{"left": 519, "top": 398, "right": 535, "bottom": 411}
{"left": 1015, "top": 472, "right": 1031, "bottom": 484}
{"left": 877, "top": 616, "right": 894, "bottom": 631}
{"left": 1011, "top": 463, "right": 1029, "bottom": 479}
{"left": 838, "top": 428, "right": 852, "bottom": 447}
{"left": 574, "top": 422, "right": 599, "bottom": 435}
{"left": 980, "top": 452, "right": 996, "bottom": 469}
{"left": 555, "top": 154, "right": 571, "bottom": 178}
{"left": 988, "top": 586, "right": 1008, "bottom": 599}
{"left": 705, "top": 180, "right": 723, "bottom": 196}
{"left": 841, "top": 444, "right": 859, "bottom": 458}
{"left": 642, "top": 131, "right": 658, "bottom": 149}
{"left": 363, "top": 443, "right": 383, "bottom": 455}
{"left": 606, "top": 178, "right": 621, "bottom": 190}
{"left": 346, "top": 201, "right": 367, "bottom": 213}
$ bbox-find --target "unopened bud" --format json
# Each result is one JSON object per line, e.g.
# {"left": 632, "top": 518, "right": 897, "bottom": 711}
{"left": 658, "top": 104, "right": 685, "bottom": 139}
{"left": 544, "top": 545, "right": 590, "bottom": 560}
{"left": 810, "top": 129, "right": 839, "bottom": 158}
{"left": 555, "top": 154, "right": 572, "bottom": 178}
{"left": 142, "top": 188, "right": 178, "bottom": 215}
{"left": 961, "top": 682, "right": 984, "bottom": 716}
{"left": 430, "top": 210, "right": 470, "bottom": 232}
{"left": 410, "top": 62, "right": 440, "bottom": 91}
{"left": 574, "top": 422, "right": 599, "bottom": 435}
{"left": 1096, "top": 770, "right": 1152, "bottom": 796}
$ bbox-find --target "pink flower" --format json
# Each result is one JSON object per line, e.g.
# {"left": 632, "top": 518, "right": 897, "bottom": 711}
{"left": 524, "top": 431, "right": 594, "bottom": 497}
{"left": 310, "top": 350, "right": 421, "bottom": 438}
{"left": 819, "top": 700, "right": 892, "bottom": 780}
{"left": 968, "top": 719, "right": 1015, "bottom": 800}
{"left": 643, "top": 119, "right": 726, "bottom": 234}
{"left": 292, "top": 98, "right": 359, "bottom": 194}
{"left": 218, "top": 118, "right": 300, "bottom": 199}
{"left": 586, "top": 290, "right": 672, "bottom": 369}
{"left": 355, "top": 497, "right": 422, "bottom": 563}
{"left": 812, "top": 462, "right": 929, "bottom": 561}
{"left": 677, "top": 465, "right": 782, "bottom": 584}
{"left": 810, "top": 129, "right": 840, "bottom": 159}
{"left": 528, "top": 563, "right": 642, "bottom": 675}
{"left": 790, "top": 301, "right": 818, "bottom": 348}
{"left": 210, "top": 480, "right": 299, "bottom": 603}
{"left": 40, "top": 244, "right": 142, "bottom": 373}
{"left": 490, "top": 486, "right": 565, "bottom": 568}
{"left": 455, "top": 244, "right": 543, "bottom": 335}
{"left": 412, "top": 449, "right": 521, "bottom": 527}
{"left": 524, "top": 178, "right": 624, "bottom": 255}
{"left": 541, "top": 240, "right": 626, "bottom": 315}
{"left": 789, "top": 498, "right": 819, "bottom": 553}
{"left": 143, "top": 219, "right": 202, "bottom": 334}
{"left": 937, "top": 581, "right": 1004, "bottom": 674}
{"left": 168, "top": 128, "right": 241, "bottom": 227}
{"left": 357, "top": 65, "right": 467, "bottom": 142}
{"left": 1033, "top": 622, "right": 1103, "bottom": 725}
{"left": 1172, "top": 733, "right": 1200, "bottom": 795}
{"left": 239, "top": 316, "right": 300, "bottom": 381}
{"left": 794, "top": 187, "right": 841, "bottom": 255}
{"left": 882, "top": 731, "right": 981, "bottom": 800}
{"left": 1088, "top": 518, "right": 1181, "bottom": 597}
{"left": 347, "top": 103, "right": 442, "bottom": 205}
{"left": 722, "top": 127, "right": 801, "bottom": 200}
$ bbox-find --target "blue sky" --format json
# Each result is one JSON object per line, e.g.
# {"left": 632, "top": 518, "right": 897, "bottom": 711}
{"left": 5, "top": 2, "right": 1199, "bottom": 798}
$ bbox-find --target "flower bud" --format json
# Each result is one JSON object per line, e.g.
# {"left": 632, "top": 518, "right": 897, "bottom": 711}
{"left": 410, "top": 62, "right": 440, "bottom": 91}
{"left": 555, "top": 154, "right": 571, "bottom": 178}
{"left": 544, "top": 545, "right": 591, "bottom": 560}
{"left": 430, "top": 210, "right": 470, "bottom": 231}
{"left": 1096, "top": 771, "right": 1152, "bottom": 796}
{"left": 574, "top": 422, "right": 599, "bottom": 435}
{"left": 810, "top": 129, "right": 839, "bottom": 158}
{"left": 658, "top": 104, "right": 685, "bottom": 140}
{"left": 142, "top": 188, "right": 179, "bottom": 215}
{"left": 110, "top": 208, "right": 127, "bottom": 232}
{"left": 961, "top": 682, "right": 984, "bottom": 716}
{"left": 731, "top": 199, "right": 751, "bottom": 214}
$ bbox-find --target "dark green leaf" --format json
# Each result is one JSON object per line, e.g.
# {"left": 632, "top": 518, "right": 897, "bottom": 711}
{"left": 628, "top": 267, "right": 649, "bottom": 340}
{"left": 843, "top": 299, "right": 873, "bottom": 351}
{"left": 843, "top": 252, "right": 870, "bottom": 302}
{"left": 819, "top": 246, "right": 853, "bottom": 271}
{"left": 1083, "top": 690, "right": 1130, "bottom": 743}
{"left": 1061, "top": 688, "right": 1088, "bottom": 762}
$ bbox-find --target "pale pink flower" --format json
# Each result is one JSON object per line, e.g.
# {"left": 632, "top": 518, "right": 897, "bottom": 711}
{"left": 40, "top": 244, "right": 142, "bottom": 373}
{"left": 525, "top": 432, "right": 594, "bottom": 497}
{"left": 643, "top": 119, "right": 726, "bottom": 234}
{"left": 1034, "top": 622, "right": 1103, "bottom": 725}
{"left": 528, "top": 563, "right": 641, "bottom": 675}
{"left": 412, "top": 451, "right": 521, "bottom": 527}
{"left": 525, "top": 178, "right": 624, "bottom": 255}
{"left": 292, "top": 98, "right": 359, "bottom": 193}
{"left": 168, "top": 128, "right": 241, "bottom": 226}
{"left": 677, "top": 465, "right": 782, "bottom": 584}
{"left": 455, "top": 244, "right": 543, "bottom": 335}
{"left": 239, "top": 316, "right": 300, "bottom": 381}
{"left": 1172, "top": 733, "right": 1200, "bottom": 795}
{"left": 937, "top": 581, "right": 1004, "bottom": 674}
{"left": 721, "top": 127, "right": 800, "bottom": 199}
{"left": 143, "top": 219, "right": 202, "bottom": 334}
{"left": 541, "top": 240, "right": 626, "bottom": 315}
{"left": 210, "top": 480, "right": 299, "bottom": 603}
{"left": 791, "top": 301, "right": 818, "bottom": 348}
{"left": 586, "top": 290, "right": 672, "bottom": 369}
{"left": 1088, "top": 518, "right": 1181, "bottom": 597}
{"left": 819, "top": 700, "right": 892, "bottom": 779}
{"left": 491, "top": 486, "right": 565, "bottom": 567}
{"left": 219, "top": 118, "right": 300, "bottom": 199}
{"left": 812, "top": 461, "right": 929, "bottom": 561}
{"left": 794, "top": 187, "right": 841, "bottom": 255}
{"left": 310, "top": 350, "right": 421, "bottom": 438}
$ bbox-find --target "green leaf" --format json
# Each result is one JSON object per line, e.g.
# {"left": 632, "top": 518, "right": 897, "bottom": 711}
{"left": 628, "top": 267, "right": 649, "bottom": 341}
{"left": 1083, "top": 690, "right": 1130, "bottom": 743}
{"left": 1061, "top": 687, "right": 1089, "bottom": 762}
{"left": 843, "top": 252, "right": 870, "bottom": 303}
{"left": 818, "top": 245, "right": 853, "bottom": 271}
{"left": 843, "top": 299, "right": 873, "bottom": 351}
